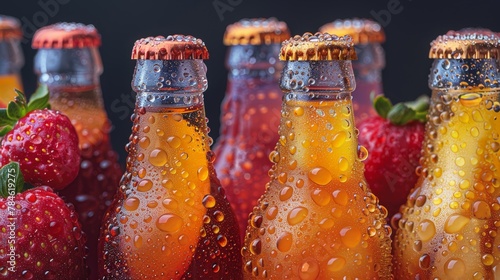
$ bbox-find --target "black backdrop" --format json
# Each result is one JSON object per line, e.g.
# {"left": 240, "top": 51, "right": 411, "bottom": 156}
{"left": 4, "top": 0, "right": 500, "bottom": 164}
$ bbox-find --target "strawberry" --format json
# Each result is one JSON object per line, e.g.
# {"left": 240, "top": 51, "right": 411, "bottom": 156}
{"left": 0, "top": 162, "right": 87, "bottom": 279}
{"left": 357, "top": 95, "right": 428, "bottom": 222}
{"left": 0, "top": 87, "right": 80, "bottom": 190}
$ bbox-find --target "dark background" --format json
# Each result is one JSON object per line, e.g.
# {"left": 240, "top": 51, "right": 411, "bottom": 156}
{"left": 4, "top": 0, "right": 500, "bottom": 163}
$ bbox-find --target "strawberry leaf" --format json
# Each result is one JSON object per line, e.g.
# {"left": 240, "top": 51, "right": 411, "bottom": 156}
{"left": 27, "top": 85, "right": 50, "bottom": 112}
{"left": 0, "top": 125, "right": 13, "bottom": 137}
{"left": 0, "top": 162, "right": 25, "bottom": 198}
{"left": 405, "top": 95, "right": 430, "bottom": 113}
{"left": 0, "top": 86, "right": 51, "bottom": 136}
{"left": 7, "top": 100, "right": 23, "bottom": 120}
{"left": 387, "top": 103, "right": 417, "bottom": 125}
{"left": 373, "top": 95, "right": 393, "bottom": 119}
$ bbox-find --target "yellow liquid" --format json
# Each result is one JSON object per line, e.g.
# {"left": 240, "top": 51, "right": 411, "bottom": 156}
{"left": 243, "top": 97, "right": 392, "bottom": 279}
{"left": 0, "top": 74, "right": 22, "bottom": 107}
{"left": 100, "top": 105, "right": 241, "bottom": 279}
{"left": 394, "top": 91, "right": 500, "bottom": 279}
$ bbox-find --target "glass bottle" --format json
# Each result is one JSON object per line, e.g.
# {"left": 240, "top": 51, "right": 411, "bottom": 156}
{"left": 32, "top": 23, "right": 122, "bottom": 280}
{"left": 393, "top": 29, "right": 500, "bottom": 278}
{"left": 320, "top": 18, "right": 385, "bottom": 121}
{"left": 0, "top": 15, "right": 23, "bottom": 107}
{"left": 99, "top": 35, "right": 242, "bottom": 279}
{"left": 213, "top": 18, "right": 290, "bottom": 241}
{"left": 242, "top": 32, "right": 392, "bottom": 279}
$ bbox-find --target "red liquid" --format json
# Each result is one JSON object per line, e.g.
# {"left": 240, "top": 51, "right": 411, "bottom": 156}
{"left": 352, "top": 79, "right": 383, "bottom": 122}
{"left": 213, "top": 78, "right": 281, "bottom": 241}
{"left": 50, "top": 87, "right": 122, "bottom": 280}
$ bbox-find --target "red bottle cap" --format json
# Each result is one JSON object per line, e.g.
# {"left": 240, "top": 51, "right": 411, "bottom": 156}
{"left": 224, "top": 18, "right": 290, "bottom": 46}
{"left": 32, "top": 22, "right": 101, "bottom": 49}
{"left": 0, "top": 15, "right": 22, "bottom": 40}
{"left": 131, "top": 35, "right": 209, "bottom": 60}
{"left": 430, "top": 28, "right": 500, "bottom": 59}
{"left": 319, "top": 18, "right": 385, "bottom": 45}
{"left": 280, "top": 32, "right": 357, "bottom": 61}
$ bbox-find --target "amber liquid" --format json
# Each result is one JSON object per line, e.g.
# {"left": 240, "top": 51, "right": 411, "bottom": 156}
{"left": 49, "top": 86, "right": 122, "bottom": 280}
{"left": 213, "top": 78, "right": 281, "bottom": 241}
{"left": 99, "top": 104, "right": 241, "bottom": 279}
{"left": 394, "top": 90, "right": 500, "bottom": 279}
{"left": 242, "top": 96, "right": 392, "bottom": 279}
{"left": 0, "top": 74, "right": 22, "bottom": 107}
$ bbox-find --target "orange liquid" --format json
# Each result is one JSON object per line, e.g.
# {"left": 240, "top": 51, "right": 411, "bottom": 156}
{"left": 0, "top": 74, "right": 22, "bottom": 107}
{"left": 394, "top": 91, "right": 500, "bottom": 279}
{"left": 214, "top": 79, "right": 281, "bottom": 241}
{"left": 243, "top": 97, "right": 393, "bottom": 279}
{"left": 50, "top": 87, "right": 122, "bottom": 280}
{"left": 99, "top": 105, "right": 241, "bottom": 279}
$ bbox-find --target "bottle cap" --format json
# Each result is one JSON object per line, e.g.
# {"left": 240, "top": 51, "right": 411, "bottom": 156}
{"left": 131, "top": 35, "right": 209, "bottom": 60}
{"left": 32, "top": 22, "right": 101, "bottom": 49}
{"left": 0, "top": 15, "right": 22, "bottom": 40}
{"left": 280, "top": 32, "right": 357, "bottom": 61}
{"left": 319, "top": 18, "right": 385, "bottom": 44}
{"left": 429, "top": 28, "right": 500, "bottom": 59}
{"left": 224, "top": 18, "right": 290, "bottom": 45}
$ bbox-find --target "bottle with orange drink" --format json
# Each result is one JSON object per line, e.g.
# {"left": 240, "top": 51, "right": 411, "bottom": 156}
{"left": 32, "top": 23, "right": 123, "bottom": 280}
{"left": 319, "top": 18, "right": 385, "bottom": 121}
{"left": 242, "top": 32, "right": 392, "bottom": 279}
{"left": 99, "top": 35, "right": 242, "bottom": 279}
{"left": 0, "top": 15, "right": 23, "bottom": 107}
{"left": 213, "top": 18, "right": 290, "bottom": 241}
{"left": 393, "top": 29, "right": 500, "bottom": 279}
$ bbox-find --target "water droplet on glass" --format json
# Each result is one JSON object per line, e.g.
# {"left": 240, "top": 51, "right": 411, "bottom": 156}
{"left": 156, "top": 214, "right": 183, "bottom": 233}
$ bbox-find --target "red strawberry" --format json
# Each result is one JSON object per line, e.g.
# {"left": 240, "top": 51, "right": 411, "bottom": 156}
{"left": 0, "top": 162, "right": 87, "bottom": 279}
{"left": 357, "top": 95, "right": 428, "bottom": 222}
{"left": 0, "top": 87, "right": 80, "bottom": 190}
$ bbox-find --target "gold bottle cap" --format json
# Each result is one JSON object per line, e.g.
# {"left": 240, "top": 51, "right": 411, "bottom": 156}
{"left": 319, "top": 18, "right": 385, "bottom": 44}
{"left": 223, "top": 18, "right": 290, "bottom": 45}
{"left": 429, "top": 28, "right": 500, "bottom": 59}
{"left": 280, "top": 32, "right": 357, "bottom": 61}
{"left": 131, "top": 35, "right": 209, "bottom": 60}
{"left": 0, "top": 15, "right": 22, "bottom": 40}
{"left": 32, "top": 22, "right": 100, "bottom": 49}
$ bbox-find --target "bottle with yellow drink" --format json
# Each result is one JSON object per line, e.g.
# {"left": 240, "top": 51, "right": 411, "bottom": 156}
{"left": 242, "top": 32, "right": 392, "bottom": 279}
{"left": 0, "top": 15, "right": 23, "bottom": 107}
{"left": 99, "top": 35, "right": 242, "bottom": 279}
{"left": 394, "top": 29, "right": 500, "bottom": 279}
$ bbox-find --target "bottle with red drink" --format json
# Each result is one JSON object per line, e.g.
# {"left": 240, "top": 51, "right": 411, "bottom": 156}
{"left": 99, "top": 35, "right": 242, "bottom": 279}
{"left": 213, "top": 18, "right": 290, "bottom": 240}
{"left": 32, "top": 23, "right": 122, "bottom": 279}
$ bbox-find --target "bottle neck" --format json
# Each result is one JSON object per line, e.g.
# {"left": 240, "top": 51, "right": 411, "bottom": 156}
{"left": 429, "top": 58, "right": 500, "bottom": 91}
{"left": 131, "top": 58, "right": 210, "bottom": 150}
{"left": 273, "top": 91, "right": 362, "bottom": 180}
{"left": 353, "top": 44, "right": 384, "bottom": 81}
{"left": 0, "top": 40, "right": 24, "bottom": 75}
{"left": 274, "top": 60, "right": 361, "bottom": 178}
{"left": 34, "top": 48, "right": 102, "bottom": 86}
{"left": 424, "top": 58, "right": 500, "bottom": 181}
{"left": 226, "top": 44, "right": 282, "bottom": 80}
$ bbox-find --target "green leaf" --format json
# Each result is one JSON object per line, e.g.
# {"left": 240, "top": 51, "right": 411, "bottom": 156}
{"left": 6, "top": 100, "right": 22, "bottom": 120}
{"left": 373, "top": 95, "right": 393, "bottom": 119}
{"left": 27, "top": 85, "right": 50, "bottom": 112}
{"left": 0, "top": 125, "right": 13, "bottom": 137}
{"left": 405, "top": 95, "right": 430, "bottom": 112}
{"left": 0, "top": 109, "right": 15, "bottom": 127}
{"left": 0, "top": 162, "right": 25, "bottom": 198}
{"left": 387, "top": 103, "right": 417, "bottom": 125}
{"left": 14, "top": 89, "right": 27, "bottom": 104}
